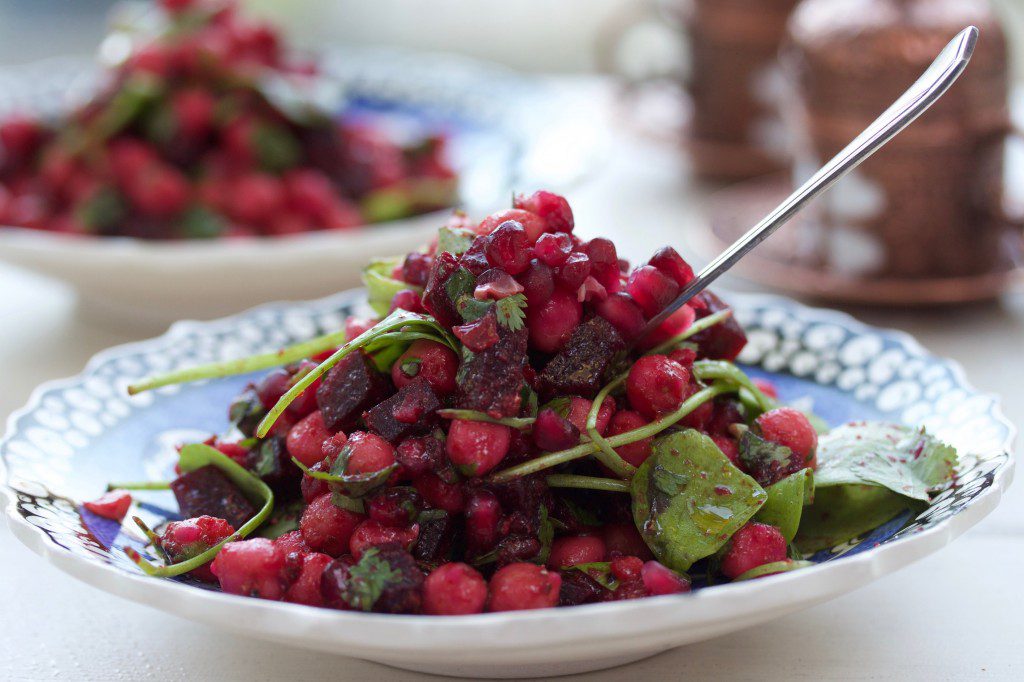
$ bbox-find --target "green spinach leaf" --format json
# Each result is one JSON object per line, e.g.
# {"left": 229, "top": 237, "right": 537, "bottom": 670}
{"left": 631, "top": 430, "right": 767, "bottom": 572}
{"left": 755, "top": 468, "right": 814, "bottom": 542}
{"left": 814, "top": 423, "right": 958, "bottom": 502}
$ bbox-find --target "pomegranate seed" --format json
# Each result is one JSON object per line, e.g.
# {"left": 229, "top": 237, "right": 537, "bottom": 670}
{"left": 596, "top": 293, "right": 646, "bottom": 341}
{"left": 389, "top": 288, "right": 427, "bottom": 314}
{"left": 485, "top": 221, "right": 530, "bottom": 275}
{"left": 344, "top": 315, "right": 377, "bottom": 341}
{"left": 641, "top": 561, "right": 690, "bottom": 595}
{"left": 286, "top": 410, "right": 333, "bottom": 467}
{"left": 534, "top": 232, "right": 572, "bottom": 267}
{"left": 413, "top": 472, "right": 466, "bottom": 513}
{"left": 514, "top": 190, "right": 574, "bottom": 233}
{"left": 401, "top": 252, "right": 433, "bottom": 286}
{"left": 477, "top": 208, "right": 546, "bottom": 243}
{"left": 83, "top": 490, "right": 132, "bottom": 522}
{"left": 446, "top": 420, "right": 512, "bottom": 476}
{"left": 349, "top": 519, "right": 419, "bottom": 559}
{"left": 554, "top": 252, "right": 591, "bottom": 292}
{"left": 423, "top": 563, "right": 488, "bottom": 615}
{"left": 391, "top": 339, "right": 458, "bottom": 395}
{"left": 548, "top": 535, "right": 606, "bottom": 568}
{"left": 532, "top": 409, "right": 579, "bottom": 451}
{"left": 626, "top": 266, "right": 680, "bottom": 318}
{"left": 284, "top": 552, "right": 333, "bottom": 606}
{"left": 610, "top": 555, "right": 644, "bottom": 581}
{"left": 603, "top": 523, "right": 654, "bottom": 560}
{"left": 638, "top": 304, "right": 696, "bottom": 351}
{"left": 526, "top": 289, "right": 582, "bottom": 353}
{"left": 720, "top": 523, "right": 788, "bottom": 579}
{"left": 518, "top": 259, "right": 555, "bottom": 305}
{"left": 465, "top": 489, "right": 503, "bottom": 552}
{"left": 565, "top": 396, "right": 615, "bottom": 436}
{"left": 365, "top": 487, "right": 423, "bottom": 527}
{"left": 756, "top": 408, "right": 818, "bottom": 469}
{"left": 712, "top": 434, "right": 740, "bottom": 465}
{"left": 648, "top": 246, "right": 695, "bottom": 287}
{"left": 607, "top": 411, "right": 654, "bottom": 467}
{"left": 299, "top": 493, "right": 365, "bottom": 556}
{"left": 345, "top": 432, "right": 396, "bottom": 475}
{"left": 474, "top": 269, "right": 524, "bottom": 301}
{"left": 488, "top": 563, "right": 561, "bottom": 611}
{"left": 626, "top": 355, "right": 691, "bottom": 419}
{"left": 210, "top": 538, "right": 287, "bottom": 600}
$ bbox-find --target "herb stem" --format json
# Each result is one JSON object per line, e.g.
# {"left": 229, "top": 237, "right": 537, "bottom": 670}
{"left": 127, "top": 329, "right": 349, "bottom": 395}
{"left": 546, "top": 474, "right": 630, "bottom": 493}
{"left": 693, "top": 360, "right": 775, "bottom": 413}
{"left": 647, "top": 309, "right": 733, "bottom": 356}
{"left": 489, "top": 383, "right": 732, "bottom": 483}
{"left": 106, "top": 481, "right": 172, "bottom": 491}
{"left": 437, "top": 409, "right": 536, "bottom": 429}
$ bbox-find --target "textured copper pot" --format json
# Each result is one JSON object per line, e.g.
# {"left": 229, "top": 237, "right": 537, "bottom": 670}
{"left": 674, "top": 0, "right": 800, "bottom": 182}
{"left": 786, "top": 0, "right": 1013, "bottom": 280}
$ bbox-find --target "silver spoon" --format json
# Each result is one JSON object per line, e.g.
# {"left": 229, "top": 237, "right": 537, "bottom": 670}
{"left": 640, "top": 25, "right": 979, "bottom": 337}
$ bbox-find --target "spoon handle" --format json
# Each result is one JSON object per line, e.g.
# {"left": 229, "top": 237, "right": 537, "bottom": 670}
{"left": 641, "top": 26, "right": 979, "bottom": 336}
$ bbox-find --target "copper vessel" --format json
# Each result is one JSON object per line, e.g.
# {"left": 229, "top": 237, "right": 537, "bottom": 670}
{"left": 676, "top": 0, "right": 800, "bottom": 181}
{"left": 786, "top": 0, "right": 1013, "bottom": 279}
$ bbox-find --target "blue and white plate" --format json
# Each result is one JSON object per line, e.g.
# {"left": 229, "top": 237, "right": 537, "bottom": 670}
{"left": 0, "top": 49, "right": 603, "bottom": 328}
{"left": 0, "top": 291, "right": 1014, "bottom": 678}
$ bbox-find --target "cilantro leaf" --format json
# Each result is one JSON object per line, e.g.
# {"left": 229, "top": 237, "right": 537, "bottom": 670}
{"left": 535, "top": 505, "right": 555, "bottom": 565}
{"left": 495, "top": 294, "right": 527, "bottom": 332}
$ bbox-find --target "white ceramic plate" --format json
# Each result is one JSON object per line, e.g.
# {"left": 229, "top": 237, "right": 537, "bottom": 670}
{"left": 0, "top": 290, "right": 1014, "bottom": 677}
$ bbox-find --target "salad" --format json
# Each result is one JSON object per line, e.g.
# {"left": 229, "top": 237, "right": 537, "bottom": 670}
{"left": 0, "top": 0, "right": 456, "bottom": 239}
{"left": 103, "top": 190, "right": 959, "bottom": 614}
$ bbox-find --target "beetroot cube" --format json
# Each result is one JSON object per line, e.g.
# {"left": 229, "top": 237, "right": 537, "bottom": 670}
{"left": 171, "top": 465, "right": 256, "bottom": 529}
{"left": 316, "top": 350, "right": 393, "bottom": 431}
{"left": 365, "top": 378, "right": 441, "bottom": 443}
{"left": 538, "top": 316, "right": 624, "bottom": 399}
{"left": 456, "top": 328, "right": 528, "bottom": 418}
{"left": 689, "top": 292, "right": 747, "bottom": 361}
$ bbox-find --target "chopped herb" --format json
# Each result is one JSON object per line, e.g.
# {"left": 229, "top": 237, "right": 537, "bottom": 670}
{"left": 495, "top": 294, "right": 527, "bottom": 332}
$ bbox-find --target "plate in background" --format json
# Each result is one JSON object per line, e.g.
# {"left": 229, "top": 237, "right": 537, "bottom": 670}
{"left": 0, "top": 49, "right": 605, "bottom": 329}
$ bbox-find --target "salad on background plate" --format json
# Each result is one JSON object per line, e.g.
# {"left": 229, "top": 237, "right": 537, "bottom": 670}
{"left": 94, "top": 189, "right": 963, "bottom": 614}
{"left": 0, "top": 0, "right": 457, "bottom": 240}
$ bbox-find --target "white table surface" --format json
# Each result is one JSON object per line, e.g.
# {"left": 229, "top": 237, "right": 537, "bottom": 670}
{"left": 2, "top": 94, "right": 1022, "bottom": 681}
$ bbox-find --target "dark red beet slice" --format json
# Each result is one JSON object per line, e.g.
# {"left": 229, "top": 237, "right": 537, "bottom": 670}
{"left": 364, "top": 378, "right": 440, "bottom": 443}
{"left": 413, "top": 510, "right": 457, "bottom": 563}
{"left": 170, "top": 465, "right": 256, "bottom": 529}
{"left": 456, "top": 327, "right": 528, "bottom": 418}
{"left": 315, "top": 350, "right": 393, "bottom": 431}
{"left": 244, "top": 436, "right": 301, "bottom": 498}
{"left": 689, "top": 292, "right": 747, "bottom": 361}
{"left": 538, "top": 316, "right": 625, "bottom": 399}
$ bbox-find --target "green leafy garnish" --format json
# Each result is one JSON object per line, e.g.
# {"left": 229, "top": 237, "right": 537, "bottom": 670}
{"left": 631, "top": 430, "right": 767, "bottom": 572}
{"left": 535, "top": 506, "right": 555, "bottom": 565}
{"left": 813, "top": 423, "right": 958, "bottom": 501}
{"left": 343, "top": 548, "right": 404, "bottom": 612}
{"left": 255, "top": 499, "right": 305, "bottom": 539}
{"left": 291, "top": 455, "right": 394, "bottom": 499}
{"left": 796, "top": 485, "right": 920, "bottom": 553}
{"left": 436, "top": 225, "right": 476, "bottom": 256}
{"left": 253, "top": 122, "right": 301, "bottom": 172}
{"left": 755, "top": 468, "right": 814, "bottom": 542}
{"left": 254, "top": 310, "right": 457, "bottom": 438}
{"left": 363, "top": 257, "right": 417, "bottom": 318}
{"left": 734, "top": 559, "right": 815, "bottom": 582}
{"left": 495, "top": 294, "right": 527, "bottom": 332}
{"left": 436, "top": 408, "right": 535, "bottom": 429}
{"left": 570, "top": 562, "right": 620, "bottom": 591}
{"left": 124, "top": 444, "right": 273, "bottom": 577}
